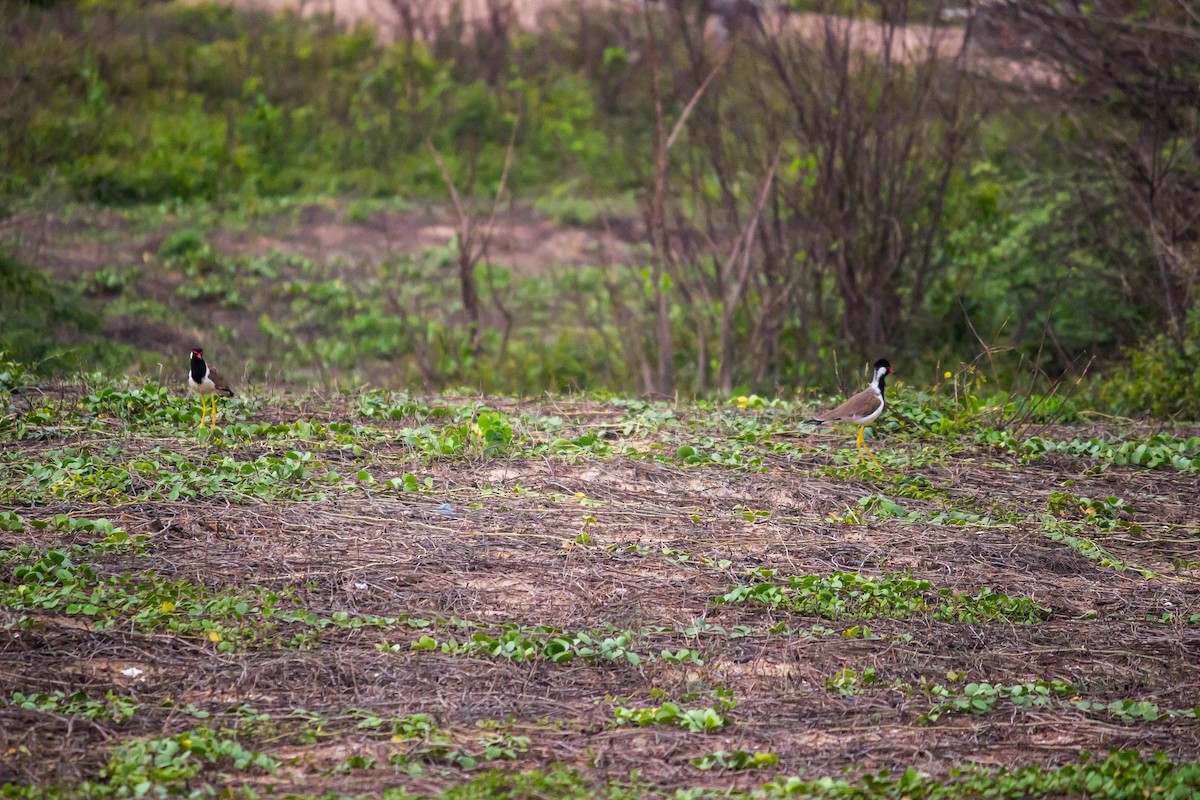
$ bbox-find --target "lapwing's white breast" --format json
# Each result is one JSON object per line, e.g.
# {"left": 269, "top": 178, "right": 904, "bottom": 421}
{"left": 188, "top": 365, "right": 216, "bottom": 395}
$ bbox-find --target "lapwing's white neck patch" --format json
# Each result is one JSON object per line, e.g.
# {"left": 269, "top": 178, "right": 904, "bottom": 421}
{"left": 872, "top": 367, "right": 888, "bottom": 390}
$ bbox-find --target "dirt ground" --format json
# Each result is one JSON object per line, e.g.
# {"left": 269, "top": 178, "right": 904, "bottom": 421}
{"left": 0, "top": 203, "right": 635, "bottom": 281}
{"left": 2, "top": 389, "right": 1199, "bottom": 793}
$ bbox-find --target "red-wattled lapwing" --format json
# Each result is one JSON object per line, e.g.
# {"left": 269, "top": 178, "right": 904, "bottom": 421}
{"left": 807, "top": 359, "right": 893, "bottom": 465}
{"left": 188, "top": 348, "right": 234, "bottom": 430}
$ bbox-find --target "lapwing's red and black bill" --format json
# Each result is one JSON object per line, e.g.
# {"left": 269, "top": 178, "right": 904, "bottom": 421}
{"left": 188, "top": 348, "right": 234, "bottom": 431}
{"left": 807, "top": 359, "right": 893, "bottom": 465}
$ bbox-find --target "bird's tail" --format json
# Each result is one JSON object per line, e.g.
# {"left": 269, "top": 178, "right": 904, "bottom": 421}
{"left": 219, "top": 388, "right": 235, "bottom": 398}
{"left": 805, "top": 418, "right": 826, "bottom": 426}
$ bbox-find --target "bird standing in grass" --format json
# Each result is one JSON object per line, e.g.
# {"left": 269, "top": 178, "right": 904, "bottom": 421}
{"left": 188, "top": 348, "right": 233, "bottom": 430}
{"left": 807, "top": 359, "right": 893, "bottom": 465}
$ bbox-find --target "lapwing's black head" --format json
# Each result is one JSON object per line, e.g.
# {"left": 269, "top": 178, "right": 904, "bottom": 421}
{"left": 190, "top": 350, "right": 205, "bottom": 384}
{"left": 871, "top": 359, "right": 893, "bottom": 391}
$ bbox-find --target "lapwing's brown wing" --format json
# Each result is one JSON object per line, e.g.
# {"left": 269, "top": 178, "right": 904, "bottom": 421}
{"left": 811, "top": 386, "right": 882, "bottom": 423}
{"left": 207, "top": 366, "right": 235, "bottom": 397}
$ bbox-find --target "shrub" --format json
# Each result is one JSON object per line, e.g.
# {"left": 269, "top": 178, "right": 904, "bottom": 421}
{"left": 1098, "top": 308, "right": 1200, "bottom": 420}
{"left": 0, "top": 249, "right": 139, "bottom": 374}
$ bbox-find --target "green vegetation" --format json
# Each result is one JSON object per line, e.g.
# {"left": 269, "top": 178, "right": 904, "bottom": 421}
{"left": 390, "top": 626, "right": 649, "bottom": 666}
{"left": 825, "top": 667, "right": 881, "bottom": 697}
{"left": 0, "top": 249, "right": 137, "bottom": 372}
{"left": 100, "top": 727, "right": 279, "bottom": 795}
{"left": 613, "top": 701, "right": 731, "bottom": 733}
{"left": 1, "top": 4, "right": 620, "bottom": 204}
{"left": 1039, "top": 518, "right": 1157, "bottom": 579}
{"left": 2, "top": 2, "right": 1198, "bottom": 399}
{"left": 762, "top": 750, "right": 1200, "bottom": 799}
{"left": 919, "top": 680, "right": 1078, "bottom": 723}
{"left": 0, "top": 544, "right": 303, "bottom": 649}
{"left": 717, "top": 570, "right": 1050, "bottom": 624}
{"left": 3, "top": 447, "right": 333, "bottom": 503}
{"left": 691, "top": 750, "right": 780, "bottom": 772}
{"left": 2, "top": 364, "right": 1200, "bottom": 796}
{"left": 1007, "top": 433, "right": 1200, "bottom": 472}
{"left": 1099, "top": 309, "right": 1200, "bottom": 419}
{"left": 3, "top": 690, "right": 140, "bottom": 724}
{"left": 7, "top": 750, "right": 1200, "bottom": 799}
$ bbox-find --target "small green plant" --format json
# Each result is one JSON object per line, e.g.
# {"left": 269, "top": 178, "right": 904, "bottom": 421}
{"left": 158, "top": 230, "right": 208, "bottom": 261}
{"left": 692, "top": 749, "right": 779, "bottom": 771}
{"left": 918, "top": 679, "right": 1199, "bottom": 727}
{"left": 613, "top": 701, "right": 729, "bottom": 733}
{"left": 0, "top": 545, "right": 302, "bottom": 649}
{"left": 0, "top": 350, "right": 30, "bottom": 395}
{"left": 472, "top": 409, "right": 515, "bottom": 456}
{"left": 920, "top": 680, "right": 1076, "bottom": 723}
{"left": 717, "top": 571, "right": 1049, "bottom": 624}
{"left": 660, "top": 647, "right": 704, "bottom": 665}
{"left": 0, "top": 515, "right": 145, "bottom": 562}
{"left": 763, "top": 749, "right": 1200, "bottom": 798}
{"left": 718, "top": 571, "right": 930, "bottom": 619}
{"left": 1048, "top": 490, "right": 1138, "bottom": 531}
{"left": 85, "top": 385, "right": 176, "bottom": 422}
{"left": 4, "top": 446, "right": 342, "bottom": 505}
{"left": 1071, "top": 698, "right": 1198, "bottom": 724}
{"left": 80, "top": 265, "right": 142, "bottom": 296}
{"left": 986, "top": 431, "right": 1199, "bottom": 472}
{"left": 5, "top": 689, "right": 140, "bottom": 723}
{"left": 395, "top": 626, "right": 651, "bottom": 666}
{"left": 670, "top": 440, "right": 764, "bottom": 470}
{"left": 840, "top": 493, "right": 1008, "bottom": 527}
{"left": 328, "top": 754, "right": 377, "bottom": 774}
{"left": 1042, "top": 524, "right": 1156, "bottom": 579}
{"left": 826, "top": 668, "right": 880, "bottom": 697}
{"left": 733, "top": 505, "right": 772, "bottom": 523}
{"left": 100, "top": 727, "right": 278, "bottom": 793}
{"left": 354, "top": 710, "right": 531, "bottom": 771}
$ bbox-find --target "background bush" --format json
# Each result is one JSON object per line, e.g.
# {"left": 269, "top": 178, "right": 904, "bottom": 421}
{"left": 1, "top": 1, "right": 1198, "bottom": 414}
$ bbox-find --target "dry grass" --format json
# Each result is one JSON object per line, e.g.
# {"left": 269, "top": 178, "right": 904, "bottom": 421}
{"left": 2, "top": 387, "right": 1199, "bottom": 794}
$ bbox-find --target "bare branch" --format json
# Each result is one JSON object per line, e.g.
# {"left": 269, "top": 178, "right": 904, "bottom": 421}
{"left": 476, "top": 116, "right": 521, "bottom": 266}
{"left": 665, "top": 32, "right": 742, "bottom": 153}
{"left": 427, "top": 139, "right": 471, "bottom": 242}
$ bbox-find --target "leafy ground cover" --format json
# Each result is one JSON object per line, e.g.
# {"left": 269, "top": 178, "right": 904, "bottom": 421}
{"left": 0, "top": 202, "right": 645, "bottom": 393}
{"left": 2, "top": 377, "right": 1199, "bottom": 797}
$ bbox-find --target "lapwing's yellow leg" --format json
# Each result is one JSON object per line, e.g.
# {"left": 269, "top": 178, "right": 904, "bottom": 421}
{"left": 853, "top": 426, "right": 880, "bottom": 467}
{"left": 860, "top": 426, "right": 881, "bottom": 468}
{"left": 211, "top": 396, "right": 218, "bottom": 430}
{"left": 199, "top": 396, "right": 208, "bottom": 429}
